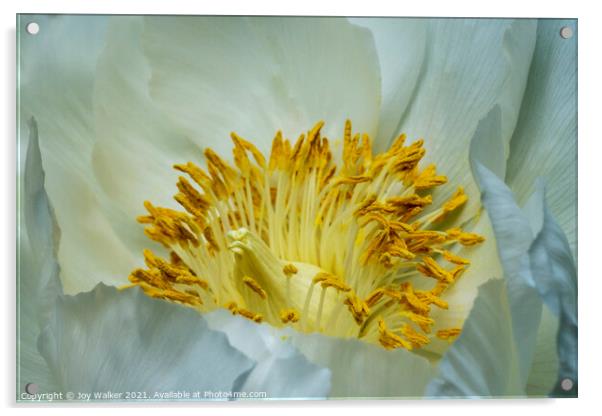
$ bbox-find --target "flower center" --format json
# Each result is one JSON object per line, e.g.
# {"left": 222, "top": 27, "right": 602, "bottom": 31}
{"left": 127, "top": 121, "right": 484, "bottom": 351}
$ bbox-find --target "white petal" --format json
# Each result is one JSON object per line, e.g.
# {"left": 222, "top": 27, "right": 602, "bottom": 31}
{"left": 526, "top": 304, "right": 560, "bottom": 396}
{"left": 395, "top": 19, "right": 536, "bottom": 224}
{"left": 292, "top": 333, "right": 434, "bottom": 398}
{"left": 141, "top": 16, "right": 381, "bottom": 156}
{"left": 19, "top": 15, "right": 138, "bottom": 293}
{"left": 349, "top": 18, "right": 427, "bottom": 150}
{"left": 38, "top": 285, "right": 254, "bottom": 397}
{"left": 469, "top": 105, "right": 506, "bottom": 180}
{"left": 87, "top": 17, "right": 210, "bottom": 286}
{"left": 506, "top": 20, "right": 577, "bottom": 257}
{"left": 92, "top": 17, "right": 203, "bottom": 225}
{"left": 496, "top": 21, "right": 540, "bottom": 147}
{"left": 426, "top": 279, "right": 522, "bottom": 397}
{"left": 205, "top": 310, "right": 331, "bottom": 398}
{"left": 19, "top": 119, "right": 62, "bottom": 396}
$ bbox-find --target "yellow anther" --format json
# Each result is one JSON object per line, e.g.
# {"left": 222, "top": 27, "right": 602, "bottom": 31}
{"left": 283, "top": 263, "right": 298, "bottom": 276}
{"left": 387, "top": 194, "right": 433, "bottom": 210}
{"left": 141, "top": 249, "right": 208, "bottom": 291}
{"left": 176, "top": 176, "right": 211, "bottom": 211}
{"left": 378, "top": 318, "right": 412, "bottom": 350}
{"left": 139, "top": 201, "right": 200, "bottom": 247}
{"left": 237, "top": 307, "right": 264, "bottom": 323}
{"left": 400, "top": 310, "right": 435, "bottom": 333}
{"left": 226, "top": 301, "right": 238, "bottom": 314}
{"left": 280, "top": 308, "right": 300, "bottom": 324}
{"left": 400, "top": 283, "right": 431, "bottom": 314}
{"left": 268, "top": 131, "right": 289, "bottom": 171}
{"left": 400, "top": 323, "right": 430, "bottom": 347}
{"left": 441, "top": 250, "right": 470, "bottom": 265}
{"left": 344, "top": 294, "right": 371, "bottom": 325}
{"left": 174, "top": 274, "right": 210, "bottom": 290}
{"left": 129, "top": 268, "right": 170, "bottom": 290}
{"left": 312, "top": 272, "right": 333, "bottom": 284}
{"left": 416, "top": 256, "right": 454, "bottom": 283}
{"left": 416, "top": 290, "right": 449, "bottom": 309}
{"left": 173, "top": 161, "right": 213, "bottom": 194}
{"left": 143, "top": 286, "right": 202, "bottom": 306}
{"left": 320, "top": 278, "right": 351, "bottom": 292}
{"left": 413, "top": 164, "right": 448, "bottom": 190}
{"left": 242, "top": 276, "right": 268, "bottom": 299}
{"left": 436, "top": 328, "right": 462, "bottom": 341}
{"left": 430, "top": 281, "right": 449, "bottom": 297}
{"left": 442, "top": 187, "right": 468, "bottom": 212}
{"left": 333, "top": 175, "right": 372, "bottom": 187}
{"left": 230, "top": 132, "right": 267, "bottom": 169}
{"left": 383, "top": 288, "right": 403, "bottom": 302}
{"left": 365, "top": 288, "right": 386, "bottom": 307}
{"left": 308, "top": 120, "right": 326, "bottom": 142}
{"left": 447, "top": 228, "right": 486, "bottom": 246}
{"left": 354, "top": 194, "right": 378, "bottom": 217}
{"left": 202, "top": 226, "right": 220, "bottom": 253}
{"left": 450, "top": 265, "right": 466, "bottom": 281}
{"left": 117, "top": 283, "right": 137, "bottom": 291}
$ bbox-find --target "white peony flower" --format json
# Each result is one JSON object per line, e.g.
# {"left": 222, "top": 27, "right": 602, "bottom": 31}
{"left": 18, "top": 15, "right": 576, "bottom": 399}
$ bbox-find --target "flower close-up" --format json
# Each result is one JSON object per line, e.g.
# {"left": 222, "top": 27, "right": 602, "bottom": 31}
{"left": 17, "top": 15, "right": 577, "bottom": 400}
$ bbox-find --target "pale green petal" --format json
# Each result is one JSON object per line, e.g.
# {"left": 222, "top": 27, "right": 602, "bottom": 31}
{"left": 419, "top": 105, "right": 505, "bottom": 358}
{"left": 292, "top": 333, "right": 434, "bottom": 398}
{"left": 473, "top": 125, "right": 577, "bottom": 397}
{"left": 469, "top": 106, "right": 506, "bottom": 180}
{"left": 204, "top": 309, "right": 276, "bottom": 361}
{"left": 232, "top": 354, "right": 331, "bottom": 399}
{"left": 496, "top": 21, "right": 540, "bottom": 149}
{"left": 521, "top": 179, "right": 546, "bottom": 238}
{"left": 529, "top": 201, "right": 577, "bottom": 397}
{"left": 19, "top": 15, "right": 138, "bottom": 294}
{"left": 207, "top": 309, "right": 431, "bottom": 398}
{"left": 473, "top": 162, "right": 543, "bottom": 386}
{"left": 349, "top": 18, "right": 427, "bottom": 150}
{"left": 141, "top": 16, "right": 381, "bottom": 157}
{"left": 526, "top": 304, "right": 560, "bottom": 396}
{"left": 506, "top": 19, "right": 577, "bottom": 258}
{"left": 394, "top": 19, "right": 536, "bottom": 225}
{"left": 426, "top": 279, "right": 522, "bottom": 397}
{"left": 420, "top": 208, "right": 504, "bottom": 358}
{"left": 38, "top": 286, "right": 254, "bottom": 399}
{"left": 205, "top": 310, "right": 331, "bottom": 398}
{"left": 18, "top": 119, "right": 62, "bottom": 396}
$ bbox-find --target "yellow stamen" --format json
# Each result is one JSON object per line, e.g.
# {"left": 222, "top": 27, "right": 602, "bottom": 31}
{"left": 441, "top": 250, "right": 471, "bottom": 265}
{"left": 128, "top": 120, "right": 484, "bottom": 352}
{"left": 243, "top": 276, "right": 268, "bottom": 299}
{"left": 280, "top": 308, "right": 300, "bottom": 324}
{"left": 283, "top": 263, "right": 298, "bottom": 276}
{"left": 436, "top": 328, "right": 462, "bottom": 341}
{"left": 378, "top": 318, "right": 412, "bottom": 350}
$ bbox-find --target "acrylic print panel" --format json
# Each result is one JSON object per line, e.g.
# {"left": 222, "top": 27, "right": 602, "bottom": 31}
{"left": 16, "top": 14, "right": 577, "bottom": 401}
